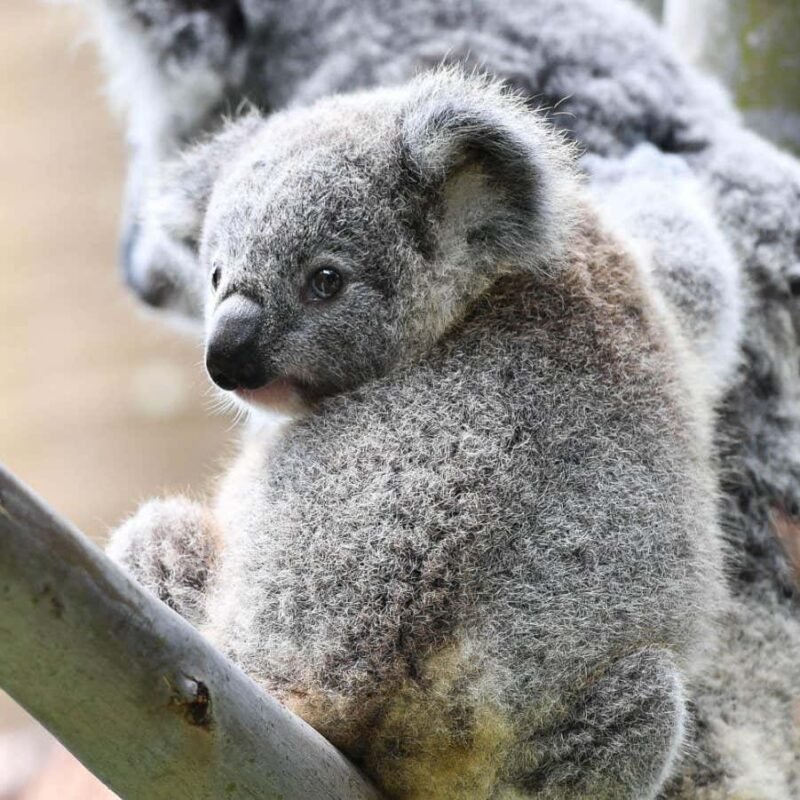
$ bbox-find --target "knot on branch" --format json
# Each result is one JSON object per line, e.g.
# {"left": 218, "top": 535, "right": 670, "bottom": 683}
{"left": 168, "top": 675, "right": 213, "bottom": 729}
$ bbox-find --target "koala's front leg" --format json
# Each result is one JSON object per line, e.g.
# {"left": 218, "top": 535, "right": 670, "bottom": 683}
{"left": 511, "top": 650, "right": 686, "bottom": 800}
{"left": 107, "top": 498, "right": 220, "bottom": 628}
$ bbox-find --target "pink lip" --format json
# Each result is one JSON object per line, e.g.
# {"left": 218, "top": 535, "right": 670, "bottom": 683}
{"left": 234, "top": 378, "right": 307, "bottom": 415}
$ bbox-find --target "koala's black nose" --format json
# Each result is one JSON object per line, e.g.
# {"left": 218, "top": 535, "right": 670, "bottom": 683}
{"left": 120, "top": 222, "right": 176, "bottom": 309}
{"left": 205, "top": 295, "right": 267, "bottom": 391}
{"left": 130, "top": 270, "right": 177, "bottom": 309}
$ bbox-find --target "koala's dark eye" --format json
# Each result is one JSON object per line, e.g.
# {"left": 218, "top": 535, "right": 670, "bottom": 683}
{"left": 308, "top": 267, "right": 343, "bottom": 301}
{"left": 211, "top": 266, "right": 222, "bottom": 291}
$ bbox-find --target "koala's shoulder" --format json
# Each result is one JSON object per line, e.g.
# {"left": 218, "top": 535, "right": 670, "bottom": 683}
{"left": 517, "top": 201, "right": 670, "bottom": 349}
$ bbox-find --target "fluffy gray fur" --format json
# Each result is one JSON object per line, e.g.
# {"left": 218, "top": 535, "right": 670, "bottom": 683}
{"left": 88, "top": 0, "right": 800, "bottom": 795}
{"left": 88, "top": 0, "right": 733, "bottom": 323}
{"left": 583, "top": 145, "right": 743, "bottom": 400}
{"left": 109, "top": 72, "right": 727, "bottom": 799}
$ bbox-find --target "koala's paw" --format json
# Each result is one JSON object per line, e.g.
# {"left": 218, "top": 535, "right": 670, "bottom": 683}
{"left": 511, "top": 650, "right": 686, "bottom": 800}
{"left": 107, "top": 497, "right": 219, "bottom": 627}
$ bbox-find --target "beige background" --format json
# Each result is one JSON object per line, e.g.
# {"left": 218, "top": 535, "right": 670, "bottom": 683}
{"left": 0, "top": 0, "right": 228, "bottom": 745}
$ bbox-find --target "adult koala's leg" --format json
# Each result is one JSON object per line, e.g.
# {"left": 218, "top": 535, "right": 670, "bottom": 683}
{"left": 584, "top": 145, "right": 743, "bottom": 401}
{"left": 107, "top": 497, "right": 221, "bottom": 628}
{"left": 506, "top": 650, "right": 686, "bottom": 800}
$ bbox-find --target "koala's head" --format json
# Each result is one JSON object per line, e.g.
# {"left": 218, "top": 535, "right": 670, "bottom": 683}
{"left": 142, "top": 71, "right": 578, "bottom": 414}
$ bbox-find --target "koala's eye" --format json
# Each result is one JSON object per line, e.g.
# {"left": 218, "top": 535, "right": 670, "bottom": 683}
{"left": 308, "top": 267, "right": 343, "bottom": 301}
{"left": 211, "top": 266, "right": 222, "bottom": 291}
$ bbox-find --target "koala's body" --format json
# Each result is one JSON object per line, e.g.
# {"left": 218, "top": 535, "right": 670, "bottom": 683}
{"left": 583, "top": 145, "right": 743, "bottom": 401}
{"left": 109, "top": 72, "right": 727, "bottom": 799}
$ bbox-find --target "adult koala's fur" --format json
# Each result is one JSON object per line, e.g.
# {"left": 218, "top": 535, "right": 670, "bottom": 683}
{"left": 87, "top": 0, "right": 734, "bottom": 324}
{"left": 108, "top": 72, "right": 727, "bottom": 799}
{"left": 87, "top": 0, "right": 800, "bottom": 795}
{"left": 584, "top": 145, "right": 743, "bottom": 400}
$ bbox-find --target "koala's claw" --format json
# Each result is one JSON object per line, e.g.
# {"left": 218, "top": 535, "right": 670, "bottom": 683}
{"left": 107, "top": 497, "right": 219, "bottom": 627}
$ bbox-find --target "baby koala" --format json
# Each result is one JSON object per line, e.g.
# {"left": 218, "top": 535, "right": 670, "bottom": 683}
{"left": 109, "top": 71, "right": 727, "bottom": 799}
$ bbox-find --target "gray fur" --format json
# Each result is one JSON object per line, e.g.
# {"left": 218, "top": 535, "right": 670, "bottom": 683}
{"left": 583, "top": 145, "right": 743, "bottom": 400}
{"left": 110, "top": 72, "right": 726, "bottom": 799}
{"left": 106, "top": 496, "right": 218, "bottom": 628}
{"left": 89, "top": 0, "right": 800, "bottom": 795}
{"left": 88, "top": 0, "right": 732, "bottom": 324}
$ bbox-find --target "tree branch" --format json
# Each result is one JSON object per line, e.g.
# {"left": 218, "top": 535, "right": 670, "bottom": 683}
{"left": 0, "top": 464, "right": 382, "bottom": 800}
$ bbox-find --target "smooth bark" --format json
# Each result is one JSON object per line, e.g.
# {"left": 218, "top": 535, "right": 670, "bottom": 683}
{"left": 0, "top": 464, "right": 382, "bottom": 800}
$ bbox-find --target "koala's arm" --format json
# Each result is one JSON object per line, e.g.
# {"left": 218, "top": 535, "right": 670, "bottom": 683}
{"left": 106, "top": 497, "right": 220, "bottom": 628}
{"left": 583, "top": 145, "right": 743, "bottom": 397}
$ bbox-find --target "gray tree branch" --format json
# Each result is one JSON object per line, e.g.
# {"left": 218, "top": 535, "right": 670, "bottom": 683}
{"left": 0, "top": 464, "right": 382, "bottom": 800}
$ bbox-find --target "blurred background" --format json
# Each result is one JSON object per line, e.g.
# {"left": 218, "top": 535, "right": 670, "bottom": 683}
{"left": 0, "top": 0, "right": 797, "bottom": 797}
{"left": 0, "top": 2, "right": 229, "bottom": 792}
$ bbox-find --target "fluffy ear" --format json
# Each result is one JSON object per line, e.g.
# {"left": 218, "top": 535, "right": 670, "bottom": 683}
{"left": 400, "top": 76, "right": 576, "bottom": 275}
{"left": 125, "top": 114, "right": 261, "bottom": 323}
{"left": 147, "top": 114, "right": 262, "bottom": 256}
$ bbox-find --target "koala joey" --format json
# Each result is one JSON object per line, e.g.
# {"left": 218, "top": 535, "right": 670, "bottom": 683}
{"left": 108, "top": 71, "right": 730, "bottom": 799}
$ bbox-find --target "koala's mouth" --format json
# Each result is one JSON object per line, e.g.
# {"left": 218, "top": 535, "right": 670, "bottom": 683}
{"left": 234, "top": 377, "right": 309, "bottom": 415}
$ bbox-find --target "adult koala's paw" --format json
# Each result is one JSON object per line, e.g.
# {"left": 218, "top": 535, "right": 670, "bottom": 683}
{"left": 107, "top": 497, "right": 219, "bottom": 627}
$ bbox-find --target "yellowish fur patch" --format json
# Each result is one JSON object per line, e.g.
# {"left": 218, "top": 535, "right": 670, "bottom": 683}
{"left": 284, "top": 643, "right": 514, "bottom": 800}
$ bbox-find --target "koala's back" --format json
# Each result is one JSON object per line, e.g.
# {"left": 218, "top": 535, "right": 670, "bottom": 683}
{"left": 209, "top": 212, "right": 723, "bottom": 796}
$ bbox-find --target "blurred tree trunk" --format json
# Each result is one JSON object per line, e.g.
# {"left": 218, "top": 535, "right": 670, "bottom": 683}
{"left": 636, "top": 0, "right": 663, "bottom": 21}
{"left": 666, "top": 0, "right": 800, "bottom": 153}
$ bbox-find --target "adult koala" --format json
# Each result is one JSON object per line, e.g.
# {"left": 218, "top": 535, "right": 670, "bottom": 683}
{"left": 87, "top": 0, "right": 730, "bottom": 324}
{"left": 109, "top": 71, "right": 727, "bottom": 800}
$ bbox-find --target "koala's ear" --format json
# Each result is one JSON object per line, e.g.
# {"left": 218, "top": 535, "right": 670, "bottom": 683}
{"left": 147, "top": 114, "right": 263, "bottom": 253}
{"left": 399, "top": 81, "right": 575, "bottom": 272}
